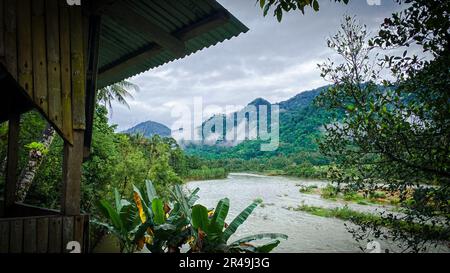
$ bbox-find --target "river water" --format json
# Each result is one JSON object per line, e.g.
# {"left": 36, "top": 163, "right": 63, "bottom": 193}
{"left": 186, "top": 173, "right": 449, "bottom": 253}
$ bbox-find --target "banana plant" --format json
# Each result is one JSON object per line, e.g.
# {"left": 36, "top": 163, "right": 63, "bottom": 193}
{"left": 191, "top": 198, "right": 288, "bottom": 253}
{"left": 132, "top": 181, "right": 200, "bottom": 253}
{"left": 92, "top": 188, "right": 140, "bottom": 253}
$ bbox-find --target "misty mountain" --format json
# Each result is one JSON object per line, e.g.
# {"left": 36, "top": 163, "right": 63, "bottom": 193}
{"left": 185, "top": 85, "right": 335, "bottom": 159}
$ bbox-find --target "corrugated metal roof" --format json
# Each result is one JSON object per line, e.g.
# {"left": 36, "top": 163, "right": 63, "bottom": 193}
{"left": 96, "top": 0, "right": 248, "bottom": 89}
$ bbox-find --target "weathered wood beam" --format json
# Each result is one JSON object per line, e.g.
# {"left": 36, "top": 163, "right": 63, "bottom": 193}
{"left": 46, "top": 0, "right": 63, "bottom": 129}
{"left": 61, "top": 130, "right": 84, "bottom": 216}
{"left": 70, "top": 5, "right": 86, "bottom": 130}
{"left": 32, "top": 0, "right": 48, "bottom": 113}
{"left": 59, "top": 1, "right": 73, "bottom": 144}
{"left": 4, "top": 113, "right": 20, "bottom": 215}
{"left": 17, "top": 0, "right": 33, "bottom": 97}
{"left": 84, "top": 15, "right": 102, "bottom": 159}
{"left": 98, "top": 11, "right": 230, "bottom": 83}
{"left": 4, "top": 0, "right": 17, "bottom": 80}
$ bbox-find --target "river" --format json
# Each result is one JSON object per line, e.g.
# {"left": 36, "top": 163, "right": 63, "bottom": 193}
{"left": 186, "top": 173, "right": 449, "bottom": 253}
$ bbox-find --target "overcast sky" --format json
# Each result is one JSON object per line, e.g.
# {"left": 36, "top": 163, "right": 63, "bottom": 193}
{"left": 109, "top": 0, "right": 404, "bottom": 131}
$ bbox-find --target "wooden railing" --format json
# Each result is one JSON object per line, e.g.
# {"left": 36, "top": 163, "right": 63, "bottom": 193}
{"left": 0, "top": 203, "right": 89, "bottom": 253}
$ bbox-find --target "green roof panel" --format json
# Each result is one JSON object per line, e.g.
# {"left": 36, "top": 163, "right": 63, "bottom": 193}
{"left": 97, "top": 0, "right": 248, "bottom": 89}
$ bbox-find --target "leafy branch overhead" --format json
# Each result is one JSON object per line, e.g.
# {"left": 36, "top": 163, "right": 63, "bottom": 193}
{"left": 257, "top": 0, "right": 349, "bottom": 21}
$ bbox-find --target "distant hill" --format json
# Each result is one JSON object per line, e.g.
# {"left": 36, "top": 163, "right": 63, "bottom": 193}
{"left": 123, "top": 120, "right": 171, "bottom": 138}
{"left": 278, "top": 86, "right": 329, "bottom": 110}
{"left": 185, "top": 85, "right": 338, "bottom": 160}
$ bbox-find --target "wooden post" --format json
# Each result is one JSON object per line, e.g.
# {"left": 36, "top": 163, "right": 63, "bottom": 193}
{"left": 4, "top": 113, "right": 20, "bottom": 215}
{"left": 61, "top": 130, "right": 84, "bottom": 216}
{"left": 32, "top": 0, "right": 48, "bottom": 113}
{"left": 61, "top": 4, "right": 86, "bottom": 216}
{"left": 84, "top": 15, "right": 102, "bottom": 158}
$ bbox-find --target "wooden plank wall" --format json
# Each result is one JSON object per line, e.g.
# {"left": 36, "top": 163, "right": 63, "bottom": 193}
{"left": 0, "top": 0, "right": 88, "bottom": 145}
{"left": 0, "top": 215, "right": 89, "bottom": 253}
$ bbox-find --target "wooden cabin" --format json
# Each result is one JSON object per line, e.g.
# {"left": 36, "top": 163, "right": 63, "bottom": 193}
{"left": 0, "top": 0, "right": 247, "bottom": 253}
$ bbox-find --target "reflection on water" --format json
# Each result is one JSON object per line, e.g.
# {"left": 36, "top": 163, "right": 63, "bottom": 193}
{"left": 186, "top": 173, "right": 449, "bottom": 253}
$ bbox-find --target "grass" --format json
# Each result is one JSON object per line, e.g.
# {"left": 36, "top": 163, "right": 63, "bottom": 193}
{"left": 185, "top": 168, "right": 228, "bottom": 181}
{"left": 318, "top": 184, "right": 405, "bottom": 206}
{"left": 295, "top": 204, "right": 379, "bottom": 222}
{"left": 299, "top": 185, "right": 319, "bottom": 194}
{"left": 294, "top": 204, "right": 449, "bottom": 241}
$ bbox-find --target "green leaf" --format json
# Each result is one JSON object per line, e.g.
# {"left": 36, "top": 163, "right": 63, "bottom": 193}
{"left": 91, "top": 219, "right": 125, "bottom": 242}
{"left": 210, "top": 198, "right": 230, "bottom": 232}
{"left": 192, "top": 204, "right": 210, "bottom": 232}
{"left": 346, "top": 104, "right": 355, "bottom": 111}
{"left": 313, "top": 0, "right": 319, "bottom": 11}
{"left": 114, "top": 188, "right": 122, "bottom": 213}
{"left": 276, "top": 8, "right": 283, "bottom": 22}
{"left": 172, "top": 185, "right": 191, "bottom": 219}
{"left": 145, "top": 180, "right": 158, "bottom": 203}
{"left": 98, "top": 199, "right": 123, "bottom": 231}
{"left": 259, "top": 0, "right": 265, "bottom": 9}
{"left": 133, "top": 221, "right": 152, "bottom": 243}
{"left": 223, "top": 201, "right": 259, "bottom": 242}
{"left": 133, "top": 184, "right": 152, "bottom": 219}
{"left": 188, "top": 188, "right": 200, "bottom": 207}
{"left": 263, "top": 3, "right": 270, "bottom": 16}
{"left": 119, "top": 203, "right": 138, "bottom": 231}
{"left": 152, "top": 198, "right": 166, "bottom": 225}
{"left": 255, "top": 240, "right": 281, "bottom": 253}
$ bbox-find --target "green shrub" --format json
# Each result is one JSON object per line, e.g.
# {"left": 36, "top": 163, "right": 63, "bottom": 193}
{"left": 321, "top": 184, "right": 339, "bottom": 199}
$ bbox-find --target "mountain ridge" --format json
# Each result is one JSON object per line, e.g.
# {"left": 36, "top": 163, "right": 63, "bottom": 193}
{"left": 123, "top": 120, "right": 171, "bottom": 138}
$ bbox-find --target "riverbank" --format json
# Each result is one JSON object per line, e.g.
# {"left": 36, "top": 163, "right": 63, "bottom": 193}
{"left": 186, "top": 173, "right": 449, "bottom": 253}
{"left": 184, "top": 167, "right": 228, "bottom": 182}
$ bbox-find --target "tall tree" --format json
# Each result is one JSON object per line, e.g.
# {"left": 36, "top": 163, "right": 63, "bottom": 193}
{"left": 16, "top": 125, "right": 55, "bottom": 202}
{"left": 316, "top": 10, "right": 449, "bottom": 252}
{"left": 97, "top": 80, "right": 139, "bottom": 111}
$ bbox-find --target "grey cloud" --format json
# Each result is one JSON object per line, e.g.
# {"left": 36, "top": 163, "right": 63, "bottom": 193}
{"left": 109, "top": 0, "right": 407, "bottom": 131}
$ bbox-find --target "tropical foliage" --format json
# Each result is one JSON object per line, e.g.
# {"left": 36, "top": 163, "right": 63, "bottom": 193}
{"left": 94, "top": 180, "right": 287, "bottom": 253}
{"left": 315, "top": 7, "right": 450, "bottom": 252}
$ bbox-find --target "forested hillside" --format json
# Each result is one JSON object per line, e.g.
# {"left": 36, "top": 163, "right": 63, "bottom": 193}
{"left": 183, "top": 86, "right": 340, "bottom": 177}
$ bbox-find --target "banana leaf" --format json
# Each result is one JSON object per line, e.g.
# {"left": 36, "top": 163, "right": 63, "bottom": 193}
{"left": 114, "top": 188, "right": 122, "bottom": 212}
{"left": 133, "top": 184, "right": 153, "bottom": 220}
{"left": 255, "top": 240, "right": 281, "bottom": 253}
{"left": 210, "top": 198, "right": 229, "bottom": 232}
{"left": 171, "top": 185, "right": 191, "bottom": 218}
{"left": 192, "top": 204, "right": 210, "bottom": 232}
{"left": 120, "top": 203, "right": 139, "bottom": 231}
{"left": 98, "top": 199, "right": 123, "bottom": 231}
{"left": 230, "top": 240, "right": 281, "bottom": 253}
{"left": 229, "top": 233, "right": 288, "bottom": 246}
{"left": 188, "top": 187, "right": 200, "bottom": 206}
{"left": 145, "top": 180, "right": 158, "bottom": 203}
{"left": 151, "top": 198, "right": 166, "bottom": 225}
{"left": 223, "top": 201, "right": 259, "bottom": 242}
{"left": 91, "top": 218, "right": 125, "bottom": 242}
